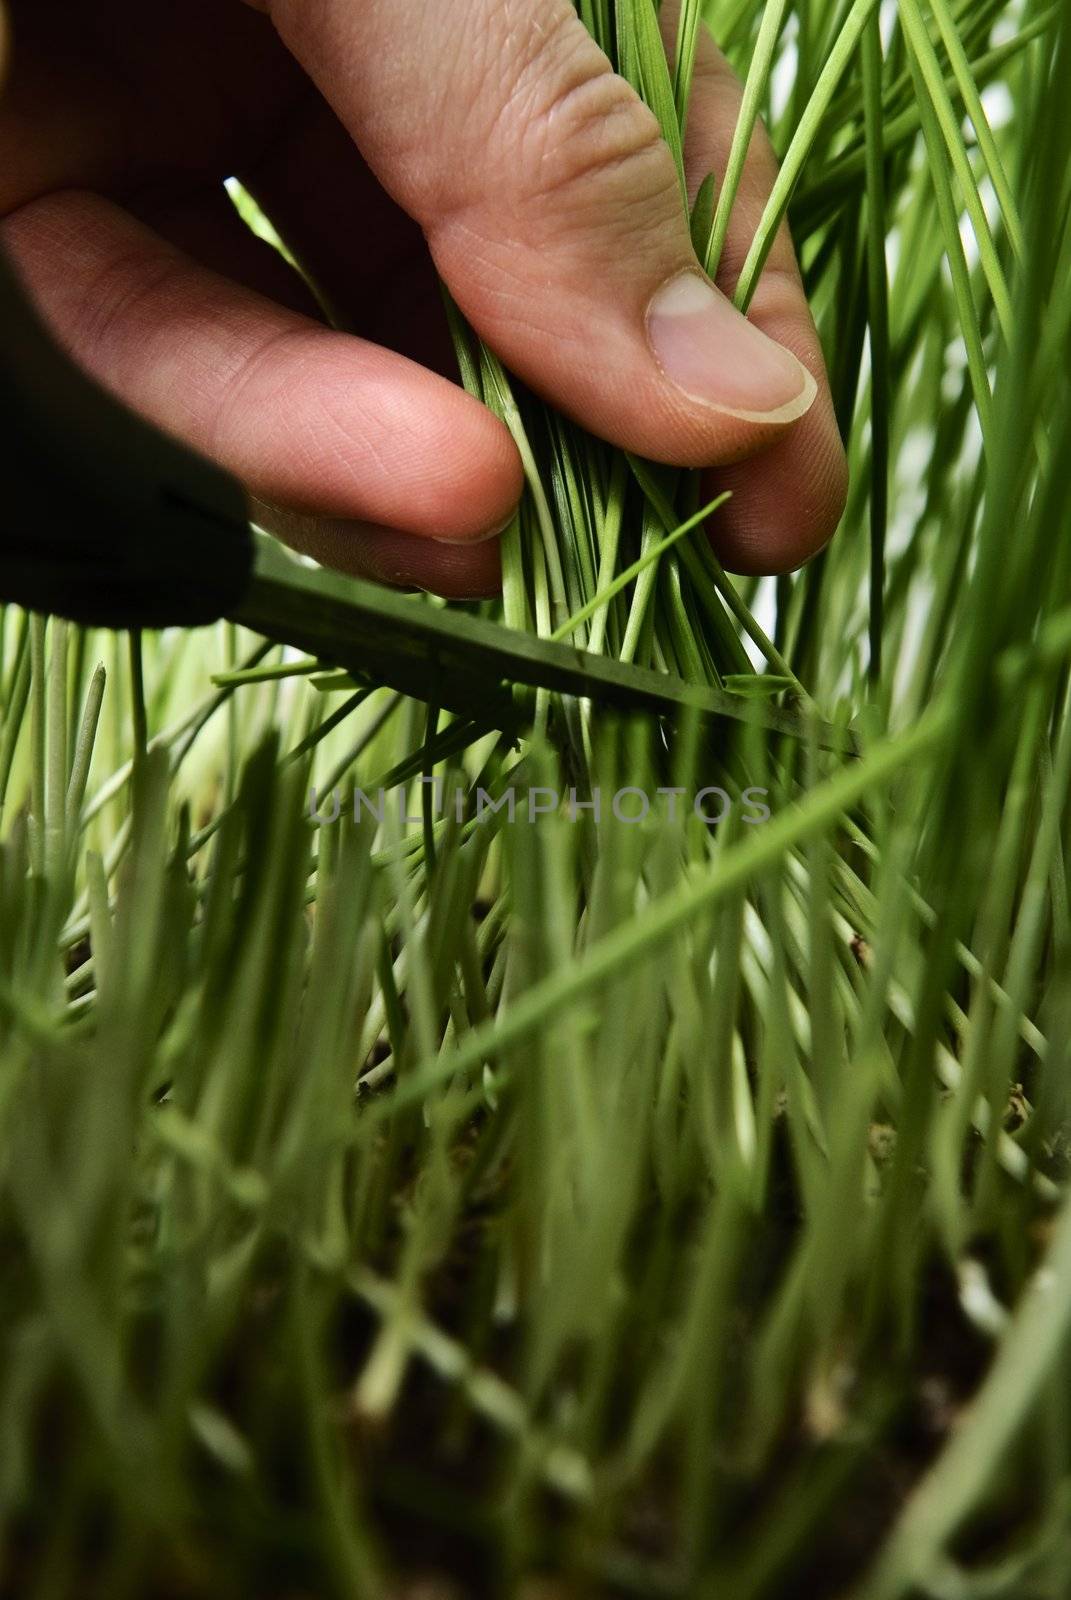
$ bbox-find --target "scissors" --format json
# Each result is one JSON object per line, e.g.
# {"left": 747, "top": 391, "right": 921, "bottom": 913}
{"left": 0, "top": 248, "right": 853, "bottom": 752}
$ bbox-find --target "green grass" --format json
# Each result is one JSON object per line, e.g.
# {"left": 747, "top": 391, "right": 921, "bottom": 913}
{"left": 2, "top": 1, "right": 1071, "bottom": 1596}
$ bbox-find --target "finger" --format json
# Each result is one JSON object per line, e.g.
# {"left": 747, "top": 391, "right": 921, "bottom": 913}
{"left": 681, "top": 18, "right": 848, "bottom": 574}
{"left": 253, "top": 501, "right": 501, "bottom": 601}
{"left": 260, "top": 0, "right": 817, "bottom": 470}
{"left": 2, "top": 191, "right": 522, "bottom": 562}
{"left": 115, "top": 187, "right": 496, "bottom": 594}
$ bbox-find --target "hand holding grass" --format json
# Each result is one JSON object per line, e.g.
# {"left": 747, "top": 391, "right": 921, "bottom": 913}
{"left": 0, "top": 0, "right": 846, "bottom": 596}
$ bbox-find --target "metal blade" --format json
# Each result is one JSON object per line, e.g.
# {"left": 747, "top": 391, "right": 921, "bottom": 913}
{"left": 232, "top": 535, "right": 857, "bottom": 754}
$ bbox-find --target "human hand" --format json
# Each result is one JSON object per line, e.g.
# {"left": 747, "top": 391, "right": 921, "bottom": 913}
{"left": 0, "top": 0, "right": 847, "bottom": 598}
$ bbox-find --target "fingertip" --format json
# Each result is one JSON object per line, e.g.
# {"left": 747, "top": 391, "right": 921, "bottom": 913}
{"left": 419, "top": 407, "right": 524, "bottom": 546}
{"left": 331, "top": 522, "right": 504, "bottom": 600}
{"left": 701, "top": 411, "right": 848, "bottom": 576}
{"left": 237, "top": 335, "right": 525, "bottom": 545}
{"left": 253, "top": 503, "right": 503, "bottom": 599}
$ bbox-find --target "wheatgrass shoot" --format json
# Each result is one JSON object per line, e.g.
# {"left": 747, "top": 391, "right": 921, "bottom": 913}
{"left": 1, "top": 2, "right": 1070, "bottom": 1597}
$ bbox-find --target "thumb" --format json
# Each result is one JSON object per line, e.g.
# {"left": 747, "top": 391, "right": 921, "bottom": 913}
{"left": 261, "top": 0, "right": 816, "bottom": 468}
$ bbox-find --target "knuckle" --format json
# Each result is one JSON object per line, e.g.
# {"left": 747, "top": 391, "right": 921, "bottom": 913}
{"left": 78, "top": 255, "right": 185, "bottom": 370}
{"left": 208, "top": 325, "right": 308, "bottom": 462}
{"left": 430, "top": 6, "right": 676, "bottom": 231}
{"left": 525, "top": 62, "right": 669, "bottom": 209}
{"left": 3, "top": 190, "right": 180, "bottom": 363}
{"left": 520, "top": 39, "right": 669, "bottom": 208}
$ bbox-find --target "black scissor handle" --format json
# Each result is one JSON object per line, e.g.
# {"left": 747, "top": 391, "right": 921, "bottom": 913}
{"left": 0, "top": 245, "right": 253, "bottom": 630}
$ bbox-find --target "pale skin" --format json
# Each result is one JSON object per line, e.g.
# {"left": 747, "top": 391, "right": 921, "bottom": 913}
{"left": 0, "top": 0, "right": 847, "bottom": 599}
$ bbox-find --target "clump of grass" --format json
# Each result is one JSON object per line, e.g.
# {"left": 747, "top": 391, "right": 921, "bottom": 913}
{"left": 2, "top": 2, "right": 1071, "bottom": 1597}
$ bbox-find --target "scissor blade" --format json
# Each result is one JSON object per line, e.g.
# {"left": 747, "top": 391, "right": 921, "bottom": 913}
{"left": 232, "top": 535, "right": 857, "bottom": 754}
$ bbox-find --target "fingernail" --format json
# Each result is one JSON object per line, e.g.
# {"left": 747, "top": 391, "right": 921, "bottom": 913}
{"left": 432, "top": 511, "right": 516, "bottom": 546}
{"left": 647, "top": 272, "right": 817, "bottom": 424}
